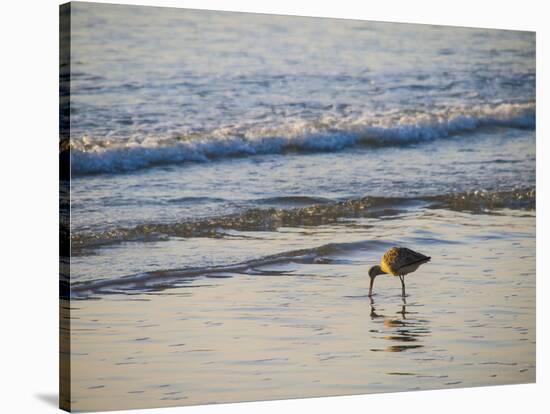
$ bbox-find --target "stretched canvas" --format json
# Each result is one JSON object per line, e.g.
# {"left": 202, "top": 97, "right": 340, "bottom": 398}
{"left": 59, "top": 2, "right": 536, "bottom": 412}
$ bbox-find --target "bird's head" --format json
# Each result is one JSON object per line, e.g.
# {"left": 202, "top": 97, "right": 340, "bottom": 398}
{"left": 369, "top": 265, "right": 384, "bottom": 278}
{"left": 368, "top": 265, "right": 385, "bottom": 296}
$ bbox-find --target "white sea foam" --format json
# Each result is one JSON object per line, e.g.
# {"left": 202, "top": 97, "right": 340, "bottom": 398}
{"left": 70, "top": 102, "right": 535, "bottom": 176}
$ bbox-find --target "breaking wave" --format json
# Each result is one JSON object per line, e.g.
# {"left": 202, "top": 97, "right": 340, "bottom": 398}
{"left": 70, "top": 102, "right": 535, "bottom": 176}
{"left": 71, "top": 188, "right": 535, "bottom": 253}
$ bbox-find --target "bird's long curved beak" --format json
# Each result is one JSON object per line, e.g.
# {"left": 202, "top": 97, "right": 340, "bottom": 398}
{"left": 369, "top": 275, "right": 374, "bottom": 297}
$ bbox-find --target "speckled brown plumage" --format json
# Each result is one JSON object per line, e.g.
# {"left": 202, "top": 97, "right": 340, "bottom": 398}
{"left": 380, "top": 247, "right": 430, "bottom": 276}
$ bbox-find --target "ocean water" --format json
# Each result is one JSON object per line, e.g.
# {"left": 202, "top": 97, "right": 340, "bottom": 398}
{"left": 65, "top": 208, "right": 535, "bottom": 411}
{"left": 64, "top": 3, "right": 536, "bottom": 411}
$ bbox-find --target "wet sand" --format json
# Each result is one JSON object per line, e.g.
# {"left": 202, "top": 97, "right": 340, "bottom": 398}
{"left": 66, "top": 207, "right": 535, "bottom": 411}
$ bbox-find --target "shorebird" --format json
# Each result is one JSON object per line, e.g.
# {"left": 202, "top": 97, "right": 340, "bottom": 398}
{"left": 368, "top": 247, "right": 431, "bottom": 297}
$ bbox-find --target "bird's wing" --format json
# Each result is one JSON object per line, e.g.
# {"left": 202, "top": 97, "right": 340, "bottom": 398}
{"left": 395, "top": 247, "right": 430, "bottom": 270}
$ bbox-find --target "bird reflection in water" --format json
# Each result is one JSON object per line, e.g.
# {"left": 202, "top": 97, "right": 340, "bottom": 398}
{"left": 369, "top": 296, "right": 430, "bottom": 353}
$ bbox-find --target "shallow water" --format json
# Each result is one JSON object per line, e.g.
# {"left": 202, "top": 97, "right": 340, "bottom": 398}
{"left": 66, "top": 207, "right": 535, "bottom": 411}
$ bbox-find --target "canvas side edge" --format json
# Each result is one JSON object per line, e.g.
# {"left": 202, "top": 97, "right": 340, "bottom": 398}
{"left": 59, "top": 2, "right": 72, "bottom": 412}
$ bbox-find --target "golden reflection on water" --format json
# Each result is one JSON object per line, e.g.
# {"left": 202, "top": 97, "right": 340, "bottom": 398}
{"left": 369, "top": 297, "right": 430, "bottom": 353}
{"left": 67, "top": 208, "right": 535, "bottom": 411}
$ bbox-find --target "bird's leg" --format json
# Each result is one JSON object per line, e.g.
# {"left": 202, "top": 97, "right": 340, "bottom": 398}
{"left": 399, "top": 275, "right": 406, "bottom": 297}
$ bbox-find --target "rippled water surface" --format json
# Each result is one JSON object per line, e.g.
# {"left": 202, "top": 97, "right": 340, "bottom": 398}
{"left": 63, "top": 3, "right": 535, "bottom": 411}
{"left": 66, "top": 208, "right": 535, "bottom": 411}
